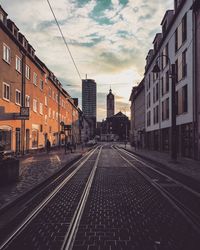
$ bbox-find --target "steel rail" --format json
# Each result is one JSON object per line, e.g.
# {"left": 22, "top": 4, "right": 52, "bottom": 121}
{"left": 115, "top": 146, "right": 200, "bottom": 235}
{"left": 0, "top": 146, "right": 99, "bottom": 250}
{"left": 61, "top": 146, "right": 102, "bottom": 250}
{"left": 116, "top": 146, "right": 200, "bottom": 198}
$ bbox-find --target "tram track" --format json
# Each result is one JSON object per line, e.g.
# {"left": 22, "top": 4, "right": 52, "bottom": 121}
{"left": 115, "top": 146, "right": 200, "bottom": 235}
{"left": 0, "top": 146, "right": 102, "bottom": 250}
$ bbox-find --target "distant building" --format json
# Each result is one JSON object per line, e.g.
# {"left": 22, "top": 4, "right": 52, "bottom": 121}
{"left": 82, "top": 78, "right": 96, "bottom": 137}
{"left": 107, "top": 88, "right": 114, "bottom": 118}
{"left": 82, "top": 78, "right": 96, "bottom": 118}
{"left": 129, "top": 79, "right": 145, "bottom": 148}
{"left": 101, "top": 112, "right": 130, "bottom": 141}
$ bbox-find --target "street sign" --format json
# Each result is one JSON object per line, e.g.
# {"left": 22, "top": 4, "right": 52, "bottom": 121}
{"left": 19, "top": 107, "right": 29, "bottom": 120}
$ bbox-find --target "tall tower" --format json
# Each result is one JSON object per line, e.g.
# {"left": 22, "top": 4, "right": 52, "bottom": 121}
{"left": 82, "top": 78, "right": 97, "bottom": 136}
{"left": 82, "top": 78, "right": 97, "bottom": 118}
{"left": 107, "top": 88, "right": 115, "bottom": 118}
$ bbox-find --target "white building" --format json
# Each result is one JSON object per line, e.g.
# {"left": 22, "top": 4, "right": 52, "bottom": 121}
{"left": 144, "top": 0, "right": 196, "bottom": 158}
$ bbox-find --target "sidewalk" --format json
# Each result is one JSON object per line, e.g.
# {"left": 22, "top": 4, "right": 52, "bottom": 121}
{"left": 0, "top": 146, "right": 89, "bottom": 210}
{"left": 119, "top": 143, "right": 200, "bottom": 182}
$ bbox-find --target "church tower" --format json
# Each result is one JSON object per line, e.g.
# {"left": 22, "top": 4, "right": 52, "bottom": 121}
{"left": 107, "top": 88, "right": 115, "bottom": 118}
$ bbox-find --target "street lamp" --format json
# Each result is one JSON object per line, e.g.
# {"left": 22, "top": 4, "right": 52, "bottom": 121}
{"left": 152, "top": 55, "right": 177, "bottom": 162}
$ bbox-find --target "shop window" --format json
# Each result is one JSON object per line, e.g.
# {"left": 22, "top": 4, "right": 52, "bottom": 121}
{"left": 0, "top": 127, "right": 12, "bottom": 150}
{"left": 32, "top": 129, "right": 38, "bottom": 148}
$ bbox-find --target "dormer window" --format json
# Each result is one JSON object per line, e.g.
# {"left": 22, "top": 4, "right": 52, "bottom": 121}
{"left": 13, "top": 27, "right": 18, "bottom": 38}
{"left": 0, "top": 12, "right": 4, "bottom": 22}
{"left": 0, "top": 7, "right": 7, "bottom": 24}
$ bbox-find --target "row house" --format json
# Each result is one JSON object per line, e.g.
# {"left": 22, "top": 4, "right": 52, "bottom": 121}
{"left": 0, "top": 5, "right": 80, "bottom": 154}
{"left": 144, "top": 0, "right": 198, "bottom": 159}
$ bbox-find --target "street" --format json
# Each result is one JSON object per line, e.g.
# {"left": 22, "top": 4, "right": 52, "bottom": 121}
{"left": 0, "top": 144, "right": 200, "bottom": 250}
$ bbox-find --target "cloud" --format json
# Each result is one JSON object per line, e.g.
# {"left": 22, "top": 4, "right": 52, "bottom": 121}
{"left": 0, "top": 0, "right": 174, "bottom": 121}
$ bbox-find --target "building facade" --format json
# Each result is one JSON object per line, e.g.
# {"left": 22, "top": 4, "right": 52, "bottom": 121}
{"left": 107, "top": 88, "right": 114, "bottom": 118}
{"left": 0, "top": 5, "right": 80, "bottom": 154}
{"left": 101, "top": 112, "right": 130, "bottom": 141}
{"left": 144, "top": 0, "right": 196, "bottom": 159}
{"left": 194, "top": 0, "right": 200, "bottom": 160}
{"left": 129, "top": 79, "right": 145, "bottom": 148}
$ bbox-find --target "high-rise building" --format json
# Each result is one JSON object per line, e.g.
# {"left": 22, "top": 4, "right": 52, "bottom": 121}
{"left": 107, "top": 88, "right": 114, "bottom": 118}
{"left": 82, "top": 79, "right": 96, "bottom": 137}
{"left": 82, "top": 79, "right": 96, "bottom": 118}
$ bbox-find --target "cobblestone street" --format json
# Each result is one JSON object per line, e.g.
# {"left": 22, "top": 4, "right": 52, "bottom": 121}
{"left": 0, "top": 147, "right": 86, "bottom": 209}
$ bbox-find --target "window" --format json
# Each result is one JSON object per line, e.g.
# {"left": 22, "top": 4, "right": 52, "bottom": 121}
{"left": 45, "top": 73, "right": 48, "bottom": 83}
{"left": 15, "top": 56, "right": 21, "bottom": 73}
{"left": 2, "top": 83, "right": 10, "bottom": 101}
{"left": 175, "top": 29, "right": 178, "bottom": 52}
{"left": 147, "top": 92, "right": 151, "bottom": 108}
{"left": 155, "top": 83, "right": 159, "bottom": 101}
{"left": 33, "top": 99, "right": 37, "bottom": 112}
{"left": 53, "top": 110, "right": 55, "bottom": 119}
{"left": 33, "top": 72, "right": 37, "bottom": 85}
{"left": 52, "top": 91, "right": 55, "bottom": 100}
{"left": 182, "top": 14, "right": 187, "bottom": 43}
{"left": 182, "top": 85, "right": 188, "bottom": 113}
{"left": 49, "top": 87, "right": 52, "bottom": 97}
{"left": 0, "top": 127, "right": 12, "bottom": 150}
{"left": 45, "top": 115, "right": 48, "bottom": 124}
{"left": 147, "top": 111, "right": 151, "bottom": 127}
{"left": 56, "top": 94, "right": 58, "bottom": 103}
{"left": 40, "top": 79, "right": 44, "bottom": 90}
{"left": 39, "top": 103, "right": 43, "bottom": 115}
{"left": 56, "top": 112, "right": 58, "bottom": 121}
{"left": 162, "top": 98, "right": 169, "bottom": 120}
{"left": 182, "top": 49, "right": 187, "bottom": 78}
{"left": 3, "top": 44, "right": 11, "bottom": 64}
{"left": 45, "top": 96, "right": 48, "bottom": 106}
{"left": 25, "top": 65, "right": 30, "bottom": 79}
{"left": 15, "top": 89, "right": 21, "bottom": 105}
{"left": 166, "top": 71, "right": 169, "bottom": 93}
{"left": 0, "top": 12, "right": 4, "bottom": 22}
{"left": 166, "top": 98, "right": 169, "bottom": 119}
{"left": 162, "top": 44, "right": 168, "bottom": 68}
{"left": 48, "top": 108, "right": 51, "bottom": 118}
{"left": 161, "top": 77, "right": 164, "bottom": 96}
{"left": 153, "top": 105, "right": 159, "bottom": 124}
{"left": 25, "top": 95, "right": 30, "bottom": 107}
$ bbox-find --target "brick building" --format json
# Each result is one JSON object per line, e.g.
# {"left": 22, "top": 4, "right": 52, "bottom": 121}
{"left": 0, "top": 5, "right": 80, "bottom": 154}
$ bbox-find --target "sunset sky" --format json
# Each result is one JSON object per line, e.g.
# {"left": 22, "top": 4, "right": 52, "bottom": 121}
{"left": 1, "top": 0, "right": 173, "bottom": 120}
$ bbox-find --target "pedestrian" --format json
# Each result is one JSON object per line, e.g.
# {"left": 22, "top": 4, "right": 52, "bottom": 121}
{"left": 46, "top": 139, "right": 51, "bottom": 153}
